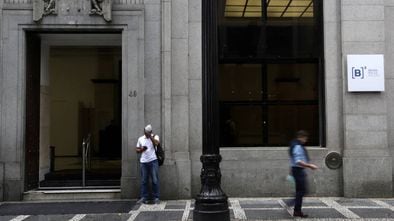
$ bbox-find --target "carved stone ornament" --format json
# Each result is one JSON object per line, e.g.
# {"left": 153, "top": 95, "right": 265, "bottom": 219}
{"left": 33, "top": 0, "right": 57, "bottom": 22}
{"left": 44, "top": 0, "right": 56, "bottom": 15}
{"left": 90, "top": 0, "right": 112, "bottom": 22}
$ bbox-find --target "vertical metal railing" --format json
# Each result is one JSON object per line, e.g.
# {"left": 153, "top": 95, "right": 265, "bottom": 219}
{"left": 82, "top": 134, "right": 91, "bottom": 187}
{"left": 49, "top": 146, "right": 55, "bottom": 172}
{"left": 82, "top": 138, "right": 86, "bottom": 187}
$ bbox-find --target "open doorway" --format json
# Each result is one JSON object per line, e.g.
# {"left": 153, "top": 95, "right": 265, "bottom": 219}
{"left": 26, "top": 33, "right": 123, "bottom": 189}
{"left": 40, "top": 46, "right": 122, "bottom": 188}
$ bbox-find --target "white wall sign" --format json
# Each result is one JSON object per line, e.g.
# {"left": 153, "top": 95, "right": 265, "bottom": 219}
{"left": 347, "top": 54, "right": 384, "bottom": 92}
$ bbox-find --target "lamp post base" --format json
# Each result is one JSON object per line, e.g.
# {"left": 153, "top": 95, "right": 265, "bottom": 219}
{"left": 193, "top": 154, "right": 230, "bottom": 221}
{"left": 193, "top": 199, "right": 230, "bottom": 221}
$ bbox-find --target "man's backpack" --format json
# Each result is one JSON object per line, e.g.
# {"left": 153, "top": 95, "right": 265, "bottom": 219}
{"left": 155, "top": 143, "right": 165, "bottom": 166}
{"left": 151, "top": 136, "right": 165, "bottom": 166}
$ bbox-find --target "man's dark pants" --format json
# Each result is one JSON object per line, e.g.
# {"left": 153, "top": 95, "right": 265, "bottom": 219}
{"left": 140, "top": 159, "right": 160, "bottom": 200}
{"left": 292, "top": 167, "right": 307, "bottom": 212}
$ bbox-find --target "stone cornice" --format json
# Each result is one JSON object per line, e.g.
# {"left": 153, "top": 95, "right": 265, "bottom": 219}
{"left": 4, "top": 0, "right": 144, "bottom": 4}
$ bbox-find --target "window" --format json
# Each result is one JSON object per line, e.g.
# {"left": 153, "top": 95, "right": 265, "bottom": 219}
{"left": 218, "top": 0, "right": 324, "bottom": 146}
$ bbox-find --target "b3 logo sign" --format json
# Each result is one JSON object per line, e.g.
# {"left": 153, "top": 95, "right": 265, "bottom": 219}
{"left": 351, "top": 66, "right": 367, "bottom": 79}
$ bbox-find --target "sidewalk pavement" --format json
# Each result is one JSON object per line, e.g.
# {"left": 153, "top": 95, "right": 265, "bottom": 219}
{"left": 0, "top": 197, "right": 392, "bottom": 221}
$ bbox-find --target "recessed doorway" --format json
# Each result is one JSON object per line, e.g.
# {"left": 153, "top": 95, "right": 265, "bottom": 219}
{"left": 26, "top": 33, "right": 123, "bottom": 189}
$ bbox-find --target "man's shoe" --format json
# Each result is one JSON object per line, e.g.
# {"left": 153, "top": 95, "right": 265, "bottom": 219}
{"left": 154, "top": 198, "right": 160, "bottom": 204}
{"left": 293, "top": 211, "right": 308, "bottom": 218}
{"left": 136, "top": 198, "right": 147, "bottom": 204}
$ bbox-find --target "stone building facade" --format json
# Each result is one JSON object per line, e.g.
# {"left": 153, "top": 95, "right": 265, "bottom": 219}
{"left": 0, "top": 0, "right": 392, "bottom": 201}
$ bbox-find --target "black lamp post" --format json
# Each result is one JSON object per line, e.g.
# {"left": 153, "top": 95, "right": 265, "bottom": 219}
{"left": 193, "top": 0, "right": 230, "bottom": 220}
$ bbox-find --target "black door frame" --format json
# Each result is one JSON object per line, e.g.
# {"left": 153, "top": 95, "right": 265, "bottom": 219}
{"left": 25, "top": 32, "right": 41, "bottom": 191}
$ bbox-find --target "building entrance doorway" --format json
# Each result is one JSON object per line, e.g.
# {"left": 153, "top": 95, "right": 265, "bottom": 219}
{"left": 26, "top": 33, "right": 123, "bottom": 189}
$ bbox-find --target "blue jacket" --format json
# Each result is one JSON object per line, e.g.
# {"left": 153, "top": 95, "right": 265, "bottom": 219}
{"left": 289, "top": 139, "right": 310, "bottom": 168}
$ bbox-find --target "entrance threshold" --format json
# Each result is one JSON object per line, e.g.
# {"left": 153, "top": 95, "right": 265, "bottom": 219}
{"left": 23, "top": 189, "right": 121, "bottom": 201}
{"left": 38, "top": 186, "right": 120, "bottom": 190}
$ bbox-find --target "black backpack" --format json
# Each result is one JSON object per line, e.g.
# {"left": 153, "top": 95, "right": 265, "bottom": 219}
{"left": 150, "top": 136, "right": 165, "bottom": 166}
{"left": 155, "top": 143, "right": 165, "bottom": 166}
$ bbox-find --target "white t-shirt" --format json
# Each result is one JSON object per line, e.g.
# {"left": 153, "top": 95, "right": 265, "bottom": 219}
{"left": 136, "top": 134, "right": 159, "bottom": 163}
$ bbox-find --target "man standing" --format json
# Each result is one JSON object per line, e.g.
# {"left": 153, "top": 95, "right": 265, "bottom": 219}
{"left": 136, "top": 124, "right": 160, "bottom": 204}
{"left": 289, "top": 130, "right": 318, "bottom": 218}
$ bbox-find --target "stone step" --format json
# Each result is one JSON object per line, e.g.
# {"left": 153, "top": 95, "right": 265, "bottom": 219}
{"left": 23, "top": 189, "right": 121, "bottom": 201}
{"left": 39, "top": 179, "right": 120, "bottom": 187}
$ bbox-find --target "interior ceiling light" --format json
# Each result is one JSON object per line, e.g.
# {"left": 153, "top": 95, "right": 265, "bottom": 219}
{"left": 224, "top": 0, "right": 314, "bottom": 18}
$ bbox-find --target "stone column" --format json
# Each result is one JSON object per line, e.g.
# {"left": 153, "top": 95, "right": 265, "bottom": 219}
{"left": 386, "top": 0, "right": 394, "bottom": 194}
{"left": 188, "top": 0, "right": 202, "bottom": 197}
{"left": 0, "top": 0, "right": 3, "bottom": 158}
{"left": 0, "top": 1, "right": 3, "bottom": 197}
{"left": 341, "top": 0, "right": 392, "bottom": 197}
{"left": 170, "top": 0, "right": 192, "bottom": 198}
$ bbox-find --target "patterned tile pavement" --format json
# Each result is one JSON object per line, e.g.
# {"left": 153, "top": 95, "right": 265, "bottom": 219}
{"left": 0, "top": 198, "right": 392, "bottom": 221}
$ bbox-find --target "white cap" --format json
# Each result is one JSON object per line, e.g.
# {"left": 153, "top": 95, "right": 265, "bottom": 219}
{"left": 144, "top": 124, "right": 152, "bottom": 132}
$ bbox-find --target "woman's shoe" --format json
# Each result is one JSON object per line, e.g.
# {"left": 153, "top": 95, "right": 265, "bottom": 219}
{"left": 293, "top": 211, "right": 308, "bottom": 218}
{"left": 136, "top": 198, "right": 147, "bottom": 204}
